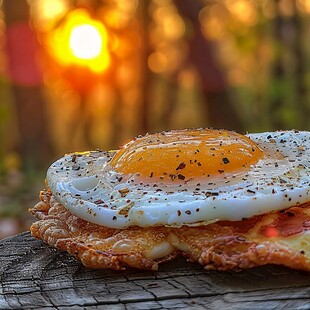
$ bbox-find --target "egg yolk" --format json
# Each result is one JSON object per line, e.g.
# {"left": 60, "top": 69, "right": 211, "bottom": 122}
{"left": 110, "top": 129, "right": 264, "bottom": 182}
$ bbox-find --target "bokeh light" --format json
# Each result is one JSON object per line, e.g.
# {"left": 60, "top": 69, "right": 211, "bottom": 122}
{"left": 30, "top": 0, "right": 70, "bottom": 31}
{"left": 225, "top": 0, "right": 258, "bottom": 26}
{"left": 297, "top": 0, "right": 310, "bottom": 13}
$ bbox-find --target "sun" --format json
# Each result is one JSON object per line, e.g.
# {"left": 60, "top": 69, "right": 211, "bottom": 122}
{"left": 48, "top": 9, "right": 110, "bottom": 73}
{"left": 69, "top": 24, "right": 103, "bottom": 60}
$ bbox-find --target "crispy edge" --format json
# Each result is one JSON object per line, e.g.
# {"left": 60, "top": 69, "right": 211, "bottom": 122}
{"left": 30, "top": 190, "right": 310, "bottom": 272}
{"left": 30, "top": 190, "right": 178, "bottom": 270}
{"left": 169, "top": 204, "right": 310, "bottom": 272}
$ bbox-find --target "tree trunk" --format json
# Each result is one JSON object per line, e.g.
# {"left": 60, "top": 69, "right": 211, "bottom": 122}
{"left": 175, "top": 0, "right": 244, "bottom": 132}
{"left": 139, "top": 0, "right": 153, "bottom": 133}
{"left": 3, "top": 0, "right": 52, "bottom": 170}
{"left": 1, "top": 232, "right": 310, "bottom": 309}
{"left": 292, "top": 3, "right": 309, "bottom": 130}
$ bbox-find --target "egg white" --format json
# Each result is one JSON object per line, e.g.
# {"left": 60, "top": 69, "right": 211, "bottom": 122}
{"left": 47, "top": 130, "right": 310, "bottom": 229}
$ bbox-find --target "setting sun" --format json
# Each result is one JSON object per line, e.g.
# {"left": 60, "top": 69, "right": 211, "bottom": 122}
{"left": 69, "top": 24, "right": 103, "bottom": 60}
{"left": 48, "top": 9, "right": 110, "bottom": 73}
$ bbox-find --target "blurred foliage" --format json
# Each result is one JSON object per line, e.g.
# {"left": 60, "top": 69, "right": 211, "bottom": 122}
{"left": 0, "top": 0, "right": 309, "bottom": 237}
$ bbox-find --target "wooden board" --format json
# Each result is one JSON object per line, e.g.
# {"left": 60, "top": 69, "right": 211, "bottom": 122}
{"left": 1, "top": 232, "right": 310, "bottom": 309}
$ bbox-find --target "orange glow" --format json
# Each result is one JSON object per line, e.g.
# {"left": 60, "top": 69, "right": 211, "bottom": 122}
{"left": 201, "top": 15, "right": 224, "bottom": 40}
{"left": 297, "top": 0, "right": 310, "bottom": 13}
{"left": 48, "top": 9, "right": 110, "bottom": 73}
{"left": 225, "top": 0, "right": 257, "bottom": 25}
{"left": 199, "top": 5, "right": 226, "bottom": 40}
{"left": 264, "top": 227, "right": 279, "bottom": 238}
{"left": 111, "top": 129, "right": 263, "bottom": 182}
{"left": 148, "top": 52, "right": 168, "bottom": 73}
{"left": 153, "top": 5, "right": 185, "bottom": 41}
{"left": 31, "top": 0, "right": 70, "bottom": 31}
{"left": 39, "top": 0, "right": 68, "bottom": 20}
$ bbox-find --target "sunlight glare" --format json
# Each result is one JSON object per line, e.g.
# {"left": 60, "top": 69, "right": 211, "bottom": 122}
{"left": 48, "top": 9, "right": 110, "bottom": 73}
{"left": 70, "top": 25, "right": 102, "bottom": 59}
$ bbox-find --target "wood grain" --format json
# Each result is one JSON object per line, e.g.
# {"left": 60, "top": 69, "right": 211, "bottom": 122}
{"left": 1, "top": 232, "right": 310, "bottom": 309}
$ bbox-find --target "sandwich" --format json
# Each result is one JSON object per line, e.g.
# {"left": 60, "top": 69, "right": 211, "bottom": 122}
{"left": 30, "top": 128, "right": 310, "bottom": 271}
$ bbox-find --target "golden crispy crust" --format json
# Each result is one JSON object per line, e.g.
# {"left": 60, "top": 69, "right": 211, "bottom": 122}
{"left": 169, "top": 224, "right": 310, "bottom": 272}
{"left": 30, "top": 191, "right": 179, "bottom": 270}
{"left": 30, "top": 190, "right": 310, "bottom": 271}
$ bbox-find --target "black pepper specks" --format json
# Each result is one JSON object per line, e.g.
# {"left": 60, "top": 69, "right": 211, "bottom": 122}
{"left": 222, "top": 157, "right": 230, "bottom": 164}
{"left": 178, "top": 174, "right": 185, "bottom": 180}
{"left": 176, "top": 162, "right": 186, "bottom": 170}
{"left": 46, "top": 129, "right": 309, "bottom": 230}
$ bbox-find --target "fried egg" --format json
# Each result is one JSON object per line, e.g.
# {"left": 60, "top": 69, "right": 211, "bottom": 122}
{"left": 47, "top": 129, "right": 310, "bottom": 229}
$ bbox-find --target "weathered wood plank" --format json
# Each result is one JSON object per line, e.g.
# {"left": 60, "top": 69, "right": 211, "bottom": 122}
{"left": 1, "top": 232, "right": 310, "bottom": 309}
